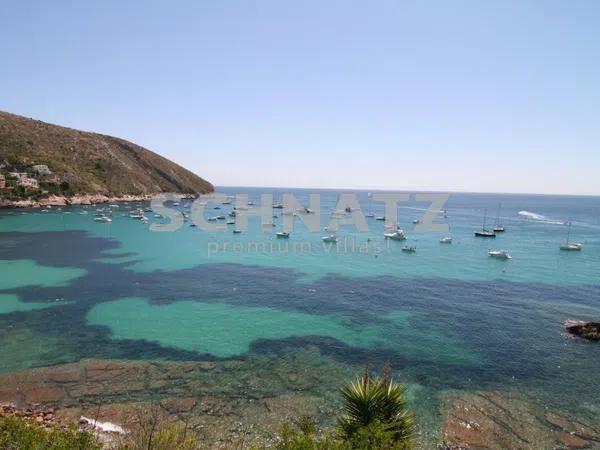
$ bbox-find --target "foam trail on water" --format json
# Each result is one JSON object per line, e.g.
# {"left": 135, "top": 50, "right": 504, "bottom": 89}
{"left": 518, "top": 210, "right": 565, "bottom": 225}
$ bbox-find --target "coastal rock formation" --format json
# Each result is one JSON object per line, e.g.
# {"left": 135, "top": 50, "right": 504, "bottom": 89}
{"left": 565, "top": 320, "right": 600, "bottom": 341}
{"left": 0, "top": 357, "right": 337, "bottom": 448}
{"left": 0, "top": 111, "right": 213, "bottom": 207}
{"left": 440, "top": 390, "right": 600, "bottom": 449}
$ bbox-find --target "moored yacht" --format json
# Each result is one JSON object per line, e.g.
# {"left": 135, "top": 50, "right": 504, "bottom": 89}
{"left": 384, "top": 229, "right": 407, "bottom": 241}
{"left": 560, "top": 221, "right": 582, "bottom": 251}
{"left": 321, "top": 234, "right": 338, "bottom": 243}
{"left": 439, "top": 237, "right": 452, "bottom": 244}
{"left": 276, "top": 231, "right": 290, "bottom": 238}
{"left": 488, "top": 250, "right": 512, "bottom": 259}
{"left": 475, "top": 208, "right": 496, "bottom": 237}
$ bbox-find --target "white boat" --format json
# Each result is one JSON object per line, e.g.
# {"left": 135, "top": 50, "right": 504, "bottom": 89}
{"left": 402, "top": 246, "right": 417, "bottom": 253}
{"left": 273, "top": 203, "right": 284, "bottom": 209}
{"left": 384, "top": 230, "right": 407, "bottom": 241}
{"left": 321, "top": 234, "right": 338, "bottom": 243}
{"left": 493, "top": 202, "right": 505, "bottom": 232}
{"left": 488, "top": 250, "right": 512, "bottom": 259}
{"left": 79, "top": 211, "right": 88, "bottom": 215}
{"left": 226, "top": 220, "right": 236, "bottom": 225}
{"left": 365, "top": 213, "right": 375, "bottom": 218}
{"left": 560, "top": 243, "right": 582, "bottom": 251}
{"left": 560, "top": 221, "right": 582, "bottom": 251}
{"left": 129, "top": 209, "right": 145, "bottom": 219}
{"left": 412, "top": 219, "right": 420, "bottom": 224}
{"left": 94, "top": 215, "right": 112, "bottom": 223}
{"left": 375, "top": 216, "right": 386, "bottom": 221}
{"left": 276, "top": 231, "right": 290, "bottom": 238}
{"left": 207, "top": 217, "right": 218, "bottom": 222}
{"left": 440, "top": 237, "right": 452, "bottom": 244}
{"left": 233, "top": 229, "right": 242, "bottom": 234}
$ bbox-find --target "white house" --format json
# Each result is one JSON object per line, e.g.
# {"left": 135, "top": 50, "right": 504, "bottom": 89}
{"left": 31, "top": 164, "right": 52, "bottom": 176}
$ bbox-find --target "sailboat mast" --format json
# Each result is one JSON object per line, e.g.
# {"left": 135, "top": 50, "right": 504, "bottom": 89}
{"left": 483, "top": 208, "right": 487, "bottom": 231}
{"left": 566, "top": 221, "right": 571, "bottom": 244}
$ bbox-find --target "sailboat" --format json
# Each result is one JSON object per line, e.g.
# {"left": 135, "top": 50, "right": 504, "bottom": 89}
{"left": 493, "top": 202, "right": 505, "bottom": 232}
{"left": 560, "top": 221, "right": 582, "bottom": 251}
{"left": 474, "top": 208, "right": 496, "bottom": 237}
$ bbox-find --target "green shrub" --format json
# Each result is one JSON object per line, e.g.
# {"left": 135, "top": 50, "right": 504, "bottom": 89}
{"left": 0, "top": 415, "right": 101, "bottom": 450}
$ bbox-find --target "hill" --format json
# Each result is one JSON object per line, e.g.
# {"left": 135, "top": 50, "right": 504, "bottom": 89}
{"left": 0, "top": 111, "right": 213, "bottom": 204}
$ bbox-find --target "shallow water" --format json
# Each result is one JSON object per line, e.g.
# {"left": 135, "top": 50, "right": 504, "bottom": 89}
{"left": 1, "top": 189, "right": 599, "bottom": 444}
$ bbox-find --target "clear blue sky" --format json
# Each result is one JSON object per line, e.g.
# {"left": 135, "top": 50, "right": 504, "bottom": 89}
{"left": 2, "top": 1, "right": 599, "bottom": 194}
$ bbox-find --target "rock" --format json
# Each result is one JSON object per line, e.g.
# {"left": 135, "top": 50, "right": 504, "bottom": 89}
{"left": 440, "top": 390, "right": 600, "bottom": 450}
{"left": 565, "top": 320, "right": 600, "bottom": 341}
{"left": 558, "top": 432, "right": 591, "bottom": 448}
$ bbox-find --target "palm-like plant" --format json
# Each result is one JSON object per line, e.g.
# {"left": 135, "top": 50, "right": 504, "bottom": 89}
{"left": 337, "top": 363, "right": 414, "bottom": 448}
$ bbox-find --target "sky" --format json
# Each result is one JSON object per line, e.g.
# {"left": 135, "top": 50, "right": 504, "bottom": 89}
{"left": 1, "top": 0, "right": 599, "bottom": 195}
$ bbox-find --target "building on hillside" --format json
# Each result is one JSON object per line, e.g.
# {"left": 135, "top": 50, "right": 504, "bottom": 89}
{"left": 31, "top": 164, "right": 52, "bottom": 176}
{"left": 18, "top": 177, "right": 39, "bottom": 189}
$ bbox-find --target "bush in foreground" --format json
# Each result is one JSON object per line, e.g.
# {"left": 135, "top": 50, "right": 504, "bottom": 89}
{"left": 0, "top": 414, "right": 101, "bottom": 450}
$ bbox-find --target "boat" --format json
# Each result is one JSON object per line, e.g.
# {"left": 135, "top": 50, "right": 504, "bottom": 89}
{"left": 365, "top": 213, "right": 375, "bottom": 218}
{"left": 233, "top": 229, "right": 242, "bottom": 234}
{"left": 207, "top": 217, "right": 218, "bottom": 222}
{"left": 384, "top": 230, "right": 407, "bottom": 241}
{"left": 493, "top": 202, "right": 505, "bottom": 232}
{"left": 222, "top": 198, "right": 232, "bottom": 205}
{"left": 226, "top": 220, "right": 235, "bottom": 225}
{"left": 129, "top": 209, "right": 146, "bottom": 220}
{"left": 94, "top": 215, "right": 112, "bottom": 223}
{"left": 560, "top": 221, "right": 582, "bottom": 251}
{"left": 216, "top": 215, "right": 226, "bottom": 220}
{"left": 488, "top": 250, "right": 512, "bottom": 259}
{"left": 276, "top": 231, "right": 290, "bottom": 238}
{"left": 401, "top": 246, "right": 417, "bottom": 253}
{"left": 474, "top": 208, "right": 496, "bottom": 237}
{"left": 273, "top": 203, "right": 284, "bottom": 209}
{"left": 321, "top": 234, "right": 338, "bottom": 243}
{"left": 439, "top": 237, "right": 452, "bottom": 244}
{"left": 375, "top": 216, "right": 386, "bottom": 221}
{"left": 79, "top": 211, "right": 88, "bottom": 215}
{"left": 560, "top": 243, "right": 582, "bottom": 251}
{"left": 412, "top": 219, "right": 420, "bottom": 224}
{"left": 228, "top": 211, "right": 236, "bottom": 217}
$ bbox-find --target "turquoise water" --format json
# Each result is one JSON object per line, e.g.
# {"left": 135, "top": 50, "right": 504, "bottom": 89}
{"left": 1, "top": 188, "right": 600, "bottom": 441}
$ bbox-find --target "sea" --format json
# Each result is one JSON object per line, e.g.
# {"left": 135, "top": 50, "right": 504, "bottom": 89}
{"left": 1, "top": 187, "right": 599, "bottom": 445}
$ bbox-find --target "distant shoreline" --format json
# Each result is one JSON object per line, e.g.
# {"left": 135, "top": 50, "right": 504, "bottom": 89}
{"left": 0, "top": 193, "right": 194, "bottom": 209}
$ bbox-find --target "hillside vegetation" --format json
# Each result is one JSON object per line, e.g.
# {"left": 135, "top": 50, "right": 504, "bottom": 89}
{"left": 0, "top": 111, "right": 213, "bottom": 200}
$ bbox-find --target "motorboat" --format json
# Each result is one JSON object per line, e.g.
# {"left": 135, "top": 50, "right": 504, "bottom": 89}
{"left": 94, "top": 215, "right": 112, "bottom": 223}
{"left": 412, "top": 219, "right": 420, "bottom": 224}
{"left": 321, "top": 234, "right": 338, "bottom": 243}
{"left": 233, "top": 229, "right": 242, "bottom": 234}
{"left": 560, "top": 243, "right": 582, "bottom": 251}
{"left": 375, "top": 216, "right": 386, "bottom": 221}
{"left": 439, "top": 237, "right": 452, "bottom": 244}
{"left": 401, "top": 246, "right": 417, "bottom": 253}
{"left": 384, "top": 230, "right": 407, "bottom": 241}
{"left": 226, "top": 220, "right": 235, "bottom": 225}
{"left": 488, "top": 250, "right": 512, "bottom": 259}
{"left": 276, "top": 231, "right": 290, "bottom": 238}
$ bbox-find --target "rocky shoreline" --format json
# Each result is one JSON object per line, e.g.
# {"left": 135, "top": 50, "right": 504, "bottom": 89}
{"left": 0, "top": 193, "right": 196, "bottom": 209}
{"left": 1, "top": 358, "right": 599, "bottom": 449}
